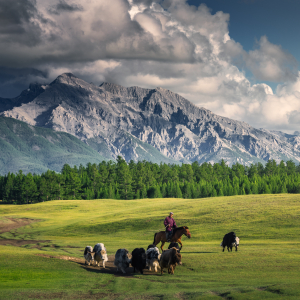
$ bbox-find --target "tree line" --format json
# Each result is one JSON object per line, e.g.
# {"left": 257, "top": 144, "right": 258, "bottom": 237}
{"left": 1, "top": 157, "right": 300, "bottom": 204}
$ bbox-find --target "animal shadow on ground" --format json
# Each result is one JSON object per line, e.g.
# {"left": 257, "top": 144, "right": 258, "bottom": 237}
{"left": 80, "top": 255, "right": 159, "bottom": 277}
{"left": 187, "top": 251, "right": 215, "bottom": 254}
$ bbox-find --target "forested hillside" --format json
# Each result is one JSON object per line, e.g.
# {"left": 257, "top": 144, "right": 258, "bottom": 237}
{"left": 0, "top": 116, "right": 110, "bottom": 174}
{"left": 1, "top": 158, "right": 300, "bottom": 204}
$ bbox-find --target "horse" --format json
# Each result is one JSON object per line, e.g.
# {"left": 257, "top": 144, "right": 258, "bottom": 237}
{"left": 153, "top": 226, "right": 191, "bottom": 251}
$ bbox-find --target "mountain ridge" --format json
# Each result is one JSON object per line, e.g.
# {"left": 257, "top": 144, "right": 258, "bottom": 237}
{"left": 1, "top": 73, "right": 300, "bottom": 166}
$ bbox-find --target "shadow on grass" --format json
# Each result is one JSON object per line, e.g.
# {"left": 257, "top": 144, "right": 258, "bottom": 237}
{"left": 79, "top": 262, "right": 161, "bottom": 277}
{"left": 185, "top": 251, "right": 216, "bottom": 254}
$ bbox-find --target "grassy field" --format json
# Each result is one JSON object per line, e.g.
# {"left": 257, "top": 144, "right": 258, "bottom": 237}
{"left": 0, "top": 194, "right": 300, "bottom": 299}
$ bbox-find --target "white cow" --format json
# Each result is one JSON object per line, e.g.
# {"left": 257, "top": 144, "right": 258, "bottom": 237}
{"left": 146, "top": 246, "right": 161, "bottom": 272}
{"left": 93, "top": 243, "right": 108, "bottom": 268}
{"left": 232, "top": 237, "right": 240, "bottom": 251}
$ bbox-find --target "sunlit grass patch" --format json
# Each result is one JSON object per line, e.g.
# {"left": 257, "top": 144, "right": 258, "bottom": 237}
{"left": 0, "top": 194, "right": 300, "bottom": 299}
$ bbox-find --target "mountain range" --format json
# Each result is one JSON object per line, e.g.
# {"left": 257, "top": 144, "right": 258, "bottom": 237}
{"left": 1, "top": 72, "right": 300, "bottom": 174}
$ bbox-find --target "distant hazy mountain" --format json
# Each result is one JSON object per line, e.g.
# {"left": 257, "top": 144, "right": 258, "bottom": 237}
{"left": 0, "top": 116, "right": 111, "bottom": 175}
{"left": 2, "top": 73, "right": 300, "bottom": 166}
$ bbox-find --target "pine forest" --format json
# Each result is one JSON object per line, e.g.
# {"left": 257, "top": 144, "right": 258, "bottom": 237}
{"left": 1, "top": 157, "right": 300, "bottom": 204}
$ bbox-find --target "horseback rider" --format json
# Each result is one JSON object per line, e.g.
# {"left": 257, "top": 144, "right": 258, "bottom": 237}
{"left": 164, "top": 212, "right": 177, "bottom": 242}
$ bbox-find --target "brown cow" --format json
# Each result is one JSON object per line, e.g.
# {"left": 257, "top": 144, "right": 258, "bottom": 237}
{"left": 159, "top": 247, "right": 182, "bottom": 275}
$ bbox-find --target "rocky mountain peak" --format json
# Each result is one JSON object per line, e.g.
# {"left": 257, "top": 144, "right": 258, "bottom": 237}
{"left": 50, "top": 73, "right": 82, "bottom": 86}
{"left": 99, "top": 82, "right": 127, "bottom": 94}
{"left": 2, "top": 73, "right": 300, "bottom": 166}
{"left": 100, "top": 82, "right": 151, "bottom": 100}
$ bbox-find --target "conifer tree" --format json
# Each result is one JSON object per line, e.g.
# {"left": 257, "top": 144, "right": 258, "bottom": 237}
{"left": 218, "top": 187, "right": 224, "bottom": 196}
{"left": 183, "top": 182, "right": 192, "bottom": 198}
{"left": 3, "top": 173, "right": 14, "bottom": 203}
{"left": 141, "top": 184, "right": 147, "bottom": 199}
{"left": 211, "top": 188, "right": 217, "bottom": 197}
{"left": 64, "top": 168, "right": 81, "bottom": 199}
{"left": 135, "top": 189, "right": 141, "bottom": 199}
{"left": 21, "top": 173, "right": 37, "bottom": 204}
{"left": 13, "top": 171, "right": 24, "bottom": 203}
{"left": 286, "top": 160, "right": 296, "bottom": 175}
{"left": 108, "top": 183, "right": 115, "bottom": 199}
{"left": 280, "top": 182, "right": 288, "bottom": 193}
{"left": 161, "top": 183, "right": 167, "bottom": 197}
{"left": 116, "top": 156, "right": 133, "bottom": 200}
{"left": 175, "top": 182, "right": 183, "bottom": 198}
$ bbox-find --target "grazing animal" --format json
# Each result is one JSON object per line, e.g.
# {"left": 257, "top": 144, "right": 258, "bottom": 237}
{"left": 159, "top": 247, "right": 182, "bottom": 275}
{"left": 168, "top": 242, "right": 181, "bottom": 252}
{"left": 153, "top": 226, "right": 191, "bottom": 251}
{"left": 84, "top": 246, "right": 94, "bottom": 265}
{"left": 93, "top": 243, "right": 108, "bottom": 268}
{"left": 114, "top": 248, "right": 131, "bottom": 274}
{"left": 232, "top": 236, "right": 240, "bottom": 251}
{"left": 221, "top": 232, "right": 239, "bottom": 252}
{"left": 131, "top": 248, "right": 146, "bottom": 274}
{"left": 146, "top": 246, "right": 161, "bottom": 272}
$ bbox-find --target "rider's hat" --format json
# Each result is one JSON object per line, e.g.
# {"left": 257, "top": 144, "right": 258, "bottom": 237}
{"left": 170, "top": 212, "right": 173, "bottom": 215}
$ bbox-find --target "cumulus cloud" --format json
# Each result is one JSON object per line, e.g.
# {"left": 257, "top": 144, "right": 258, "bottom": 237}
{"left": 48, "top": 0, "right": 83, "bottom": 15}
{"left": 0, "top": 67, "right": 47, "bottom": 98}
{"left": 244, "top": 36, "right": 298, "bottom": 82}
{"left": 0, "top": 0, "right": 43, "bottom": 46}
{"left": 0, "top": 0, "right": 300, "bottom": 133}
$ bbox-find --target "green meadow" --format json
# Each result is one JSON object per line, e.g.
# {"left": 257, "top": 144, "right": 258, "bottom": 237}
{"left": 0, "top": 194, "right": 300, "bottom": 299}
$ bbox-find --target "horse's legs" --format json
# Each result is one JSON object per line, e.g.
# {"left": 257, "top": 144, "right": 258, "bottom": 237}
{"left": 177, "top": 239, "right": 183, "bottom": 250}
{"left": 161, "top": 241, "right": 165, "bottom": 251}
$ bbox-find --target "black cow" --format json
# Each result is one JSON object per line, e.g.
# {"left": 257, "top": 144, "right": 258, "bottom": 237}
{"left": 131, "top": 248, "right": 146, "bottom": 274}
{"left": 221, "top": 232, "right": 239, "bottom": 252}
{"left": 147, "top": 244, "right": 156, "bottom": 250}
{"left": 168, "top": 242, "right": 181, "bottom": 252}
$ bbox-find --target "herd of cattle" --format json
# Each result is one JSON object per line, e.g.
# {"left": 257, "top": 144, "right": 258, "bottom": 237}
{"left": 84, "top": 232, "right": 239, "bottom": 275}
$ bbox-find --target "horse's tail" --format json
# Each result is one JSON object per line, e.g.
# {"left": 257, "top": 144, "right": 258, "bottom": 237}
{"left": 153, "top": 233, "right": 157, "bottom": 244}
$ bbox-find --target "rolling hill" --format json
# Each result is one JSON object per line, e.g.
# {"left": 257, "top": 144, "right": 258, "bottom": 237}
{"left": 0, "top": 116, "right": 111, "bottom": 174}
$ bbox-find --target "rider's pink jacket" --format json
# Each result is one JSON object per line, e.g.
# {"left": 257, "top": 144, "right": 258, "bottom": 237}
{"left": 164, "top": 216, "right": 177, "bottom": 232}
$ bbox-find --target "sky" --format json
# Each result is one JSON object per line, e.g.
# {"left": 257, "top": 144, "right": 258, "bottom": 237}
{"left": 1, "top": 0, "right": 300, "bottom": 133}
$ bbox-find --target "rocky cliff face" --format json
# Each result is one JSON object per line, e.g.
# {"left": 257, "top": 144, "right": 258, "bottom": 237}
{"left": 2, "top": 73, "right": 300, "bottom": 165}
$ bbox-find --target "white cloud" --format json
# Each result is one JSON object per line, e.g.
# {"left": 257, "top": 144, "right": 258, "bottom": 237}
{"left": 244, "top": 36, "right": 298, "bottom": 82}
{"left": 1, "top": 0, "right": 300, "bottom": 133}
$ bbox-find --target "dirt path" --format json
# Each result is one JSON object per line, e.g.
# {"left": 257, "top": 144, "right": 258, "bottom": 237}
{"left": 36, "top": 254, "right": 161, "bottom": 277}
{"left": 0, "top": 217, "right": 49, "bottom": 247}
{"left": 0, "top": 217, "right": 160, "bottom": 277}
{"left": 0, "top": 239, "right": 47, "bottom": 246}
{"left": 0, "top": 217, "right": 39, "bottom": 234}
